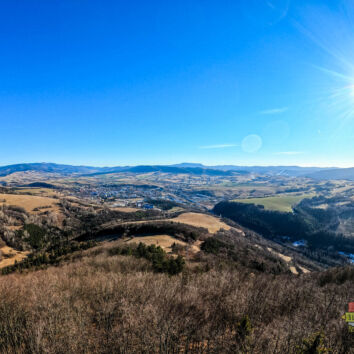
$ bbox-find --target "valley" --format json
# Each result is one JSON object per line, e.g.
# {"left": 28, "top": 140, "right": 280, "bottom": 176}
{"left": 0, "top": 163, "right": 353, "bottom": 352}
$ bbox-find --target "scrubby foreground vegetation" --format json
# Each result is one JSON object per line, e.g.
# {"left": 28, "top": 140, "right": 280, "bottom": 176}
{"left": 0, "top": 243, "right": 353, "bottom": 353}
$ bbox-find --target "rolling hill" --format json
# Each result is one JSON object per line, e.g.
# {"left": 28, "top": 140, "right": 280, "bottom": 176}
{"left": 0, "top": 163, "right": 105, "bottom": 176}
{"left": 306, "top": 167, "right": 354, "bottom": 180}
{"left": 0, "top": 162, "right": 343, "bottom": 178}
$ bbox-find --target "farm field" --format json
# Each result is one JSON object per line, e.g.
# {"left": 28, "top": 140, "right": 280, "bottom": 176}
{"left": 170, "top": 212, "right": 231, "bottom": 233}
{"left": 0, "top": 193, "right": 60, "bottom": 213}
{"left": 233, "top": 193, "right": 316, "bottom": 212}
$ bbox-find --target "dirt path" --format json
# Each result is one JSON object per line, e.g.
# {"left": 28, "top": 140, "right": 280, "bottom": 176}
{"left": 266, "top": 247, "right": 300, "bottom": 274}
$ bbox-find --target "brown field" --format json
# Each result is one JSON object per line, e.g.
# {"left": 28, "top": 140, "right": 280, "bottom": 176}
{"left": 105, "top": 212, "right": 234, "bottom": 235}
{"left": 15, "top": 187, "right": 61, "bottom": 198}
{"left": 289, "top": 266, "right": 298, "bottom": 275}
{"left": 170, "top": 212, "right": 231, "bottom": 233}
{"left": 0, "top": 171, "right": 61, "bottom": 184}
{"left": 0, "top": 246, "right": 29, "bottom": 269}
{"left": 124, "top": 235, "right": 188, "bottom": 253}
{"left": 112, "top": 206, "right": 139, "bottom": 213}
{"left": 0, "top": 193, "right": 60, "bottom": 213}
{"left": 167, "top": 206, "right": 185, "bottom": 213}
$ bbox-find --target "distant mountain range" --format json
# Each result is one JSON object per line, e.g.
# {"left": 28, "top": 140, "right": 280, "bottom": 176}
{"left": 0, "top": 163, "right": 106, "bottom": 177}
{"left": 0, "top": 163, "right": 235, "bottom": 177}
{"left": 306, "top": 167, "right": 354, "bottom": 181}
{"left": 172, "top": 163, "right": 331, "bottom": 176}
{"left": 0, "top": 162, "right": 352, "bottom": 180}
{"left": 81, "top": 165, "right": 236, "bottom": 177}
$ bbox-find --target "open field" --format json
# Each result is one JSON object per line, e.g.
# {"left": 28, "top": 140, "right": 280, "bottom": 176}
{"left": 0, "top": 193, "right": 60, "bottom": 213}
{"left": 124, "top": 235, "right": 188, "bottom": 253}
{"left": 14, "top": 187, "right": 61, "bottom": 198}
{"left": 233, "top": 193, "right": 316, "bottom": 212}
{"left": 0, "top": 246, "right": 29, "bottom": 268}
{"left": 103, "top": 212, "right": 233, "bottom": 235}
{"left": 170, "top": 212, "right": 231, "bottom": 233}
{"left": 112, "top": 206, "right": 139, "bottom": 213}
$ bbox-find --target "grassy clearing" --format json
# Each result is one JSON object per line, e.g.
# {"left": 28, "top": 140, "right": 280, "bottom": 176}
{"left": 0, "top": 246, "right": 29, "bottom": 269}
{"left": 0, "top": 193, "right": 60, "bottom": 213}
{"left": 112, "top": 206, "right": 139, "bottom": 213}
{"left": 233, "top": 194, "right": 315, "bottom": 212}
{"left": 124, "top": 235, "right": 188, "bottom": 253}
{"left": 16, "top": 188, "right": 61, "bottom": 198}
{"left": 170, "top": 212, "right": 231, "bottom": 233}
{"left": 107, "top": 212, "right": 231, "bottom": 235}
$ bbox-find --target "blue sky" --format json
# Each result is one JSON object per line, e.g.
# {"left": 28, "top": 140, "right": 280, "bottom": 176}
{"left": 1, "top": 0, "right": 354, "bottom": 167}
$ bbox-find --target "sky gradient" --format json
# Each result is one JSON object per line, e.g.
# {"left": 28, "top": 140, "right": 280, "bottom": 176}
{"left": 1, "top": 0, "right": 354, "bottom": 167}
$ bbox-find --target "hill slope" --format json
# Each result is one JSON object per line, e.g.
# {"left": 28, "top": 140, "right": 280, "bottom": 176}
{"left": 0, "top": 162, "right": 338, "bottom": 178}
{"left": 307, "top": 167, "right": 354, "bottom": 180}
{"left": 0, "top": 163, "right": 106, "bottom": 176}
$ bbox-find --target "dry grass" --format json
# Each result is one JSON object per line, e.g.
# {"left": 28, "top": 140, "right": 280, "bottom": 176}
{"left": 124, "top": 235, "right": 187, "bottom": 253}
{"left": 170, "top": 212, "right": 231, "bottom": 233}
{"left": 0, "top": 193, "right": 60, "bottom": 214}
{"left": 102, "top": 212, "right": 236, "bottom": 236}
{"left": 0, "top": 171, "right": 61, "bottom": 184}
{"left": 112, "top": 206, "right": 139, "bottom": 213}
{"left": 266, "top": 247, "right": 305, "bottom": 275}
{"left": 298, "top": 265, "right": 310, "bottom": 274}
{"left": 267, "top": 247, "right": 292, "bottom": 263}
{"left": 14, "top": 188, "right": 60, "bottom": 198}
{"left": 0, "top": 246, "right": 29, "bottom": 268}
{"left": 289, "top": 266, "right": 298, "bottom": 275}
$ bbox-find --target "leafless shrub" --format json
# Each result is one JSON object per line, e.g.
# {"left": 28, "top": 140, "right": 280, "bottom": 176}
{"left": 0, "top": 247, "right": 352, "bottom": 353}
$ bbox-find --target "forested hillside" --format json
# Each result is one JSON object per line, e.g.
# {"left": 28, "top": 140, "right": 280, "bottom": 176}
{"left": 213, "top": 201, "right": 354, "bottom": 254}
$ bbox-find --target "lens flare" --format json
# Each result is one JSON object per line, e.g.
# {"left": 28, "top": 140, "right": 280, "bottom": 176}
{"left": 296, "top": 2, "right": 354, "bottom": 127}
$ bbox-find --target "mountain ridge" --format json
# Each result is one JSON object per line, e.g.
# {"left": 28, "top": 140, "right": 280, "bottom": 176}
{"left": 0, "top": 162, "right": 347, "bottom": 178}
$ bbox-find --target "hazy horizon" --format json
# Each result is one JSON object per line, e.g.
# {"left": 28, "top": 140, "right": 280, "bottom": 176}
{"left": 0, "top": 160, "right": 349, "bottom": 169}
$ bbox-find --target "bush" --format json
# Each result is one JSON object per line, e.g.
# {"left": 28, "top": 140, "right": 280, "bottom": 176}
{"left": 108, "top": 242, "right": 185, "bottom": 276}
{"left": 201, "top": 237, "right": 231, "bottom": 254}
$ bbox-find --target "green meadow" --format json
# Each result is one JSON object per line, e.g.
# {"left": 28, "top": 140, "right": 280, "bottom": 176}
{"left": 233, "top": 194, "right": 315, "bottom": 212}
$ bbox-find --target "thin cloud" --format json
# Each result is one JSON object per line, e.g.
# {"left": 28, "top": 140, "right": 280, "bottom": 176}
{"left": 274, "top": 151, "right": 304, "bottom": 155}
{"left": 266, "top": 1, "right": 275, "bottom": 10}
{"left": 259, "top": 107, "right": 288, "bottom": 115}
{"left": 198, "top": 144, "right": 239, "bottom": 149}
